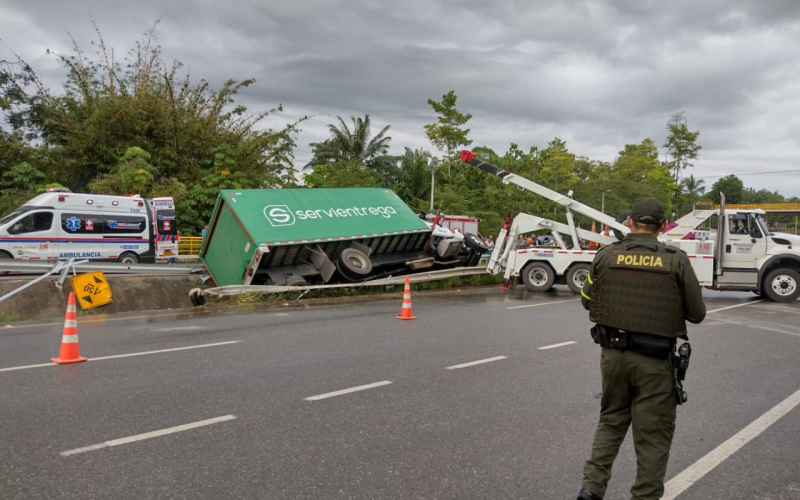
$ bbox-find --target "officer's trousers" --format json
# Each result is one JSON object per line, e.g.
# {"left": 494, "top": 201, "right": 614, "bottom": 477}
{"left": 582, "top": 347, "right": 677, "bottom": 500}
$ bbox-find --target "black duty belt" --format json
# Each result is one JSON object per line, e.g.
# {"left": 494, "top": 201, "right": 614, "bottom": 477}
{"left": 591, "top": 325, "right": 674, "bottom": 360}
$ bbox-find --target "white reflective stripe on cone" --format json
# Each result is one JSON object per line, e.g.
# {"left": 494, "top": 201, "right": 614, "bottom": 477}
{"left": 61, "top": 335, "right": 79, "bottom": 344}
{"left": 63, "top": 320, "right": 77, "bottom": 328}
{"left": 402, "top": 303, "right": 411, "bottom": 309}
{"left": 67, "top": 305, "right": 76, "bottom": 313}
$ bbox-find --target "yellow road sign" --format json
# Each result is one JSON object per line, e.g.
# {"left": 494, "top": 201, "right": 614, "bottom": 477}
{"left": 71, "top": 271, "right": 112, "bottom": 310}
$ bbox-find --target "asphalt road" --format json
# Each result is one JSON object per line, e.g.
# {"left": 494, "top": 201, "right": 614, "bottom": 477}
{"left": 1, "top": 285, "right": 798, "bottom": 499}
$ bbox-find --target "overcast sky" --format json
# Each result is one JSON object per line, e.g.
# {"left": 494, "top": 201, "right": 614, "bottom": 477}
{"left": 3, "top": 0, "right": 800, "bottom": 197}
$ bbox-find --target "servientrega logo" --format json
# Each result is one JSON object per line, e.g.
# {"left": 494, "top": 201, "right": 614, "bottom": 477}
{"left": 263, "top": 205, "right": 296, "bottom": 227}
{"left": 263, "top": 204, "right": 400, "bottom": 226}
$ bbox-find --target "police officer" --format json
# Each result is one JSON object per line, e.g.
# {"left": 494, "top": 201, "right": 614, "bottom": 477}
{"left": 577, "top": 198, "right": 706, "bottom": 500}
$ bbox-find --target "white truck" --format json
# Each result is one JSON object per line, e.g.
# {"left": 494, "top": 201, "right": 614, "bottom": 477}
{"left": 459, "top": 150, "right": 800, "bottom": 302}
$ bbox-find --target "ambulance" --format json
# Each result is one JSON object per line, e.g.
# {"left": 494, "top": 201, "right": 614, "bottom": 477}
{"left": 0, "top": 191, "right": 176, "bottom": 263}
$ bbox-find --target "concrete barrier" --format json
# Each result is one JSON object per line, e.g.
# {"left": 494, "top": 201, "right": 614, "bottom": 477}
{"left": 0, "top": 275, "right": 206, "bottom": 321}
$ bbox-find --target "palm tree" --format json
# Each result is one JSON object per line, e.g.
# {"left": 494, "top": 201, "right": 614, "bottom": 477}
{"left": 681, "top": 175, "right": 706, "bottom": 213}
{"left": 306, "top": 115, "right": 398, "bottom": 187}
{"left": 682, "top": 174, "right": 706, "bottom": 198}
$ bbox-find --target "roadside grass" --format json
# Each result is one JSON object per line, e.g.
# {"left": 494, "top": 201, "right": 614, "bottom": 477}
{"left": 0, "top": 310, "right": 25, "bottom": 322}
{"left": 207, "top": 273, "right": 504, "bottom": 306}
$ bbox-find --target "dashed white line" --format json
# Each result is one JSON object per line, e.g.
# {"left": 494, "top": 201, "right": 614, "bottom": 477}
{"left": 60, "top": 415, "right": 237, "bottom": 457}
{"left": 706, "top": 300, "right": 764, "bottom": 314}
{"left": 507, "top": 298, "right": 581, "bottom": 310}
{"left": 304, "top": 380, "right": 393, "bottom": 401}
{"left": 0, "top": 341, "right": 241, "bottom": 373}
{"left": 538, "top": 341, "right": 577, "bottom": 350}
{"left": 87, "top": 341, "right": 241, "bottom": 362}
{"left": 663, "top": 388, "right": 800, "bottom": 499}
{"left": 446, "top": 356, "right": 507, "bottom": 370}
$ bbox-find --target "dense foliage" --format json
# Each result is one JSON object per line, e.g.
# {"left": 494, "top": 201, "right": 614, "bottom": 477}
{"left": 2, "top": 24, "right": 797, "bottom": 238}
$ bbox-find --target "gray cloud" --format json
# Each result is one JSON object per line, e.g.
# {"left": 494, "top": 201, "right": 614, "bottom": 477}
{"left": 2, "top": 0, "right": 800, "bottom": 195}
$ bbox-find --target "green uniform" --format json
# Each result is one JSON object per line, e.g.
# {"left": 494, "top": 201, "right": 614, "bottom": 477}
{"left": 580, "top": 232, "right": 706, "bottom": 500}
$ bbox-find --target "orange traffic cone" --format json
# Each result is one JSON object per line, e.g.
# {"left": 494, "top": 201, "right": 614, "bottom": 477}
{"left": 396, "top": 276, "right": 417, "bottom": 320}
{"left": 603, "top": 226, "right": 610, "bottom": 237}
{"left": 589, "top": 221, "right": 598, "bottom": 249}
{"left": 51, "top": 292, "right": 87, "bottom": 364}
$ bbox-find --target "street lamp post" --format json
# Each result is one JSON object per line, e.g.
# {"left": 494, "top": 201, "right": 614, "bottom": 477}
{"left": 601, "top": 190, "right": 611, "bottom": 214}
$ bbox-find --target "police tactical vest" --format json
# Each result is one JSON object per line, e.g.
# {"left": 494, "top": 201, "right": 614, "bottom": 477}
{"left": 589, "top": 239, "right": 686, "bottom": 337}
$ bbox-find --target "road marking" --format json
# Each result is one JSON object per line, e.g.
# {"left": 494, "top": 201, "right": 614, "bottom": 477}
{"left": 60, "top": 415, "right": 236, "bottom": 457}
{"left": 507, "top": 298, "right": 581, "bottom": 310}
{"left": 304, "top": 380, "right": 393, "bottom": 401}
{"left": 706, "top": 299, "right": 764, "bottom": 314}
{"left": 662, "top": 388, "right": 800, "bottom": 500}
{"left": 538, "top": 341, "right": 577, "bottom": 350}
{"left": 446, "top": 356, "right": 507, "bottom": 370}
{"left": 152, "top": 326, "right": 204, "bottom": 332}
{"left": 0, "top": 341, "right": 241, "bottom": 373}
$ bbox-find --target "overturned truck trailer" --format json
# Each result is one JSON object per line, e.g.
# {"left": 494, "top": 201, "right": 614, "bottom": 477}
{"left": 200, "top": 188, "right": 488, "bottom": 287}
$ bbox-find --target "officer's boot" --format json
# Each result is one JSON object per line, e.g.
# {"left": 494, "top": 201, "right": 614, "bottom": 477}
{"left": 577, "top": 488, "right": 603, "bottom": 500}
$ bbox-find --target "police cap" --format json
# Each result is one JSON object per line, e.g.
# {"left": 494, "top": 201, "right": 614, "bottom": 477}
{"left": 631, "top": 198, "right": 666, "bottom": 224}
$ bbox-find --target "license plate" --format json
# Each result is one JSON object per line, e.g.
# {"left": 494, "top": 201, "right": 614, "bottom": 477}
{"left": 163, "top": 250, "right": 174, "bottom": 256}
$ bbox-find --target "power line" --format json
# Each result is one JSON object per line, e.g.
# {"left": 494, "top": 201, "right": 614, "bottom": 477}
{"left": 694, "top": 169, "right": 800, "bottom": 179}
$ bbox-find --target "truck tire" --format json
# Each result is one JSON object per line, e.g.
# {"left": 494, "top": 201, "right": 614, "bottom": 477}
{"left": 285, "top": 275, "right": 308, "bottom": 287}
{"left": 763, "top": 268, "right": 800, "bottom": 302}
{"left": 117, "top": 252, "right": 140, "bottom": 264}
{"left": 464, "top": 233, "right": 489, "bottom": 253}
{"left": 522, "top": 262, "right": 555, "bottom": 292}
{"left": 612, "top": 212, "right": 629, "bottom": 241}
{"left": 566, "top": 263, "right": 591, "bottom": 294}
{"left": 336, "top": 248, "right": 373, "bottom": 281}
{"left": 189, "top": 288, "right": 205, "bottom": 307}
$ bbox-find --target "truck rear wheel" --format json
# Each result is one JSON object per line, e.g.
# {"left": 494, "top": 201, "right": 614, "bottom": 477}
{"left": 522, "top": 262, "right": 555, "bottom": 292}
{"left": 566, "top": 263, "right": 590, "bottom": 294}
{"left": 764, "top": 268, "right": 800, "bottom": 302}
{"left": 336, "top": 248, "right": 373, "bottom": 281}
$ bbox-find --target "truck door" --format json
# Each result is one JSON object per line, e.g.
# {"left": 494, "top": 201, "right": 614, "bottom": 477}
{"left": 723, "top": 213, "right": 767, "bottom": 268}
{"left": 4, "top": 210, "right": 58, "bottom": 259}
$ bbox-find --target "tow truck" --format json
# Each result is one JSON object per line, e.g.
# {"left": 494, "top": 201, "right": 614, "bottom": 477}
{"left": 459, "top": 150, "right": 800, "bottom": 302}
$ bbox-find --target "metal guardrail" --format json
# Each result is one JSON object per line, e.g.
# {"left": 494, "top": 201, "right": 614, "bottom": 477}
{"left": 0, "top": 260, "right": 205, "bottom": 275}
{"left": 195, "top": 266, "right": 490, "bottom": 301}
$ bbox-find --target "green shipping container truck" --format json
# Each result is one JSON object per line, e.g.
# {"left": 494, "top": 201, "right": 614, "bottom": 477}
{"left": 199, "top": 188, "right": 489, "bottom": 287}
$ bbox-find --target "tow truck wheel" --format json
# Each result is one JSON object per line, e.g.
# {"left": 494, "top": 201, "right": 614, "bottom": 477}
{"left": 522, "top": 262, "right": 555, "bottom": 292}
{"left": 764, "top": 268, "right": 800, "bottom": 302}
{"left": 566, "top": 263, "right": 591, "bottom": 294}
{"left": 464, "top": 233, "right": 489, "bottom": 253}
{"left": 117, "top": 252, "right": 140, "bottom": 264}
{"left": 336, "top": 248, "right": 373, "bottom": 281}
{"left": 612, "top": 212, "right": 629, "bottom": 241}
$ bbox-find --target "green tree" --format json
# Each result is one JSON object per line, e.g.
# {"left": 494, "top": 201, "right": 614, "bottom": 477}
{"left": 709, "top": 175, "right": 745, "bottom": 204}
{"left": 0, "top": 22, "right": 303, "bottom": 231}
{"left": 395, "top": 148, "right": 432, "bottom": 211}
{"left": 0, "top": 162, "right": 47, "bottom": 215}
{"left": 664, "top": 122, "right": 702, "bottom": 184}
{"left": 424, "top": 90, "right": 472, "bottom": 176}
{"left": 307, "top": 115, "right": 397, "bottom": 187}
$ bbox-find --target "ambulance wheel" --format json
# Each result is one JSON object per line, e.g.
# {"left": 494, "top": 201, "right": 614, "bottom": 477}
{"left": 117, "top": 252, "right": 140, "bottom": 264}
{"left": 522, "top": 262, "right": 555, "bottom": 292}
{"left": 566, "top": 263, "right": 591, "bottom": 294}
{"left": 464, "top": 233, "right": 489, "bottom": 253}
{"left": 763, "top": 268, "right": 800, "bottom": 302}
{"left": 336, "top": 248, "right": 372, "bottom": 281}
{"left": 0, "top": 251, "right": 12, "bottom": 259}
